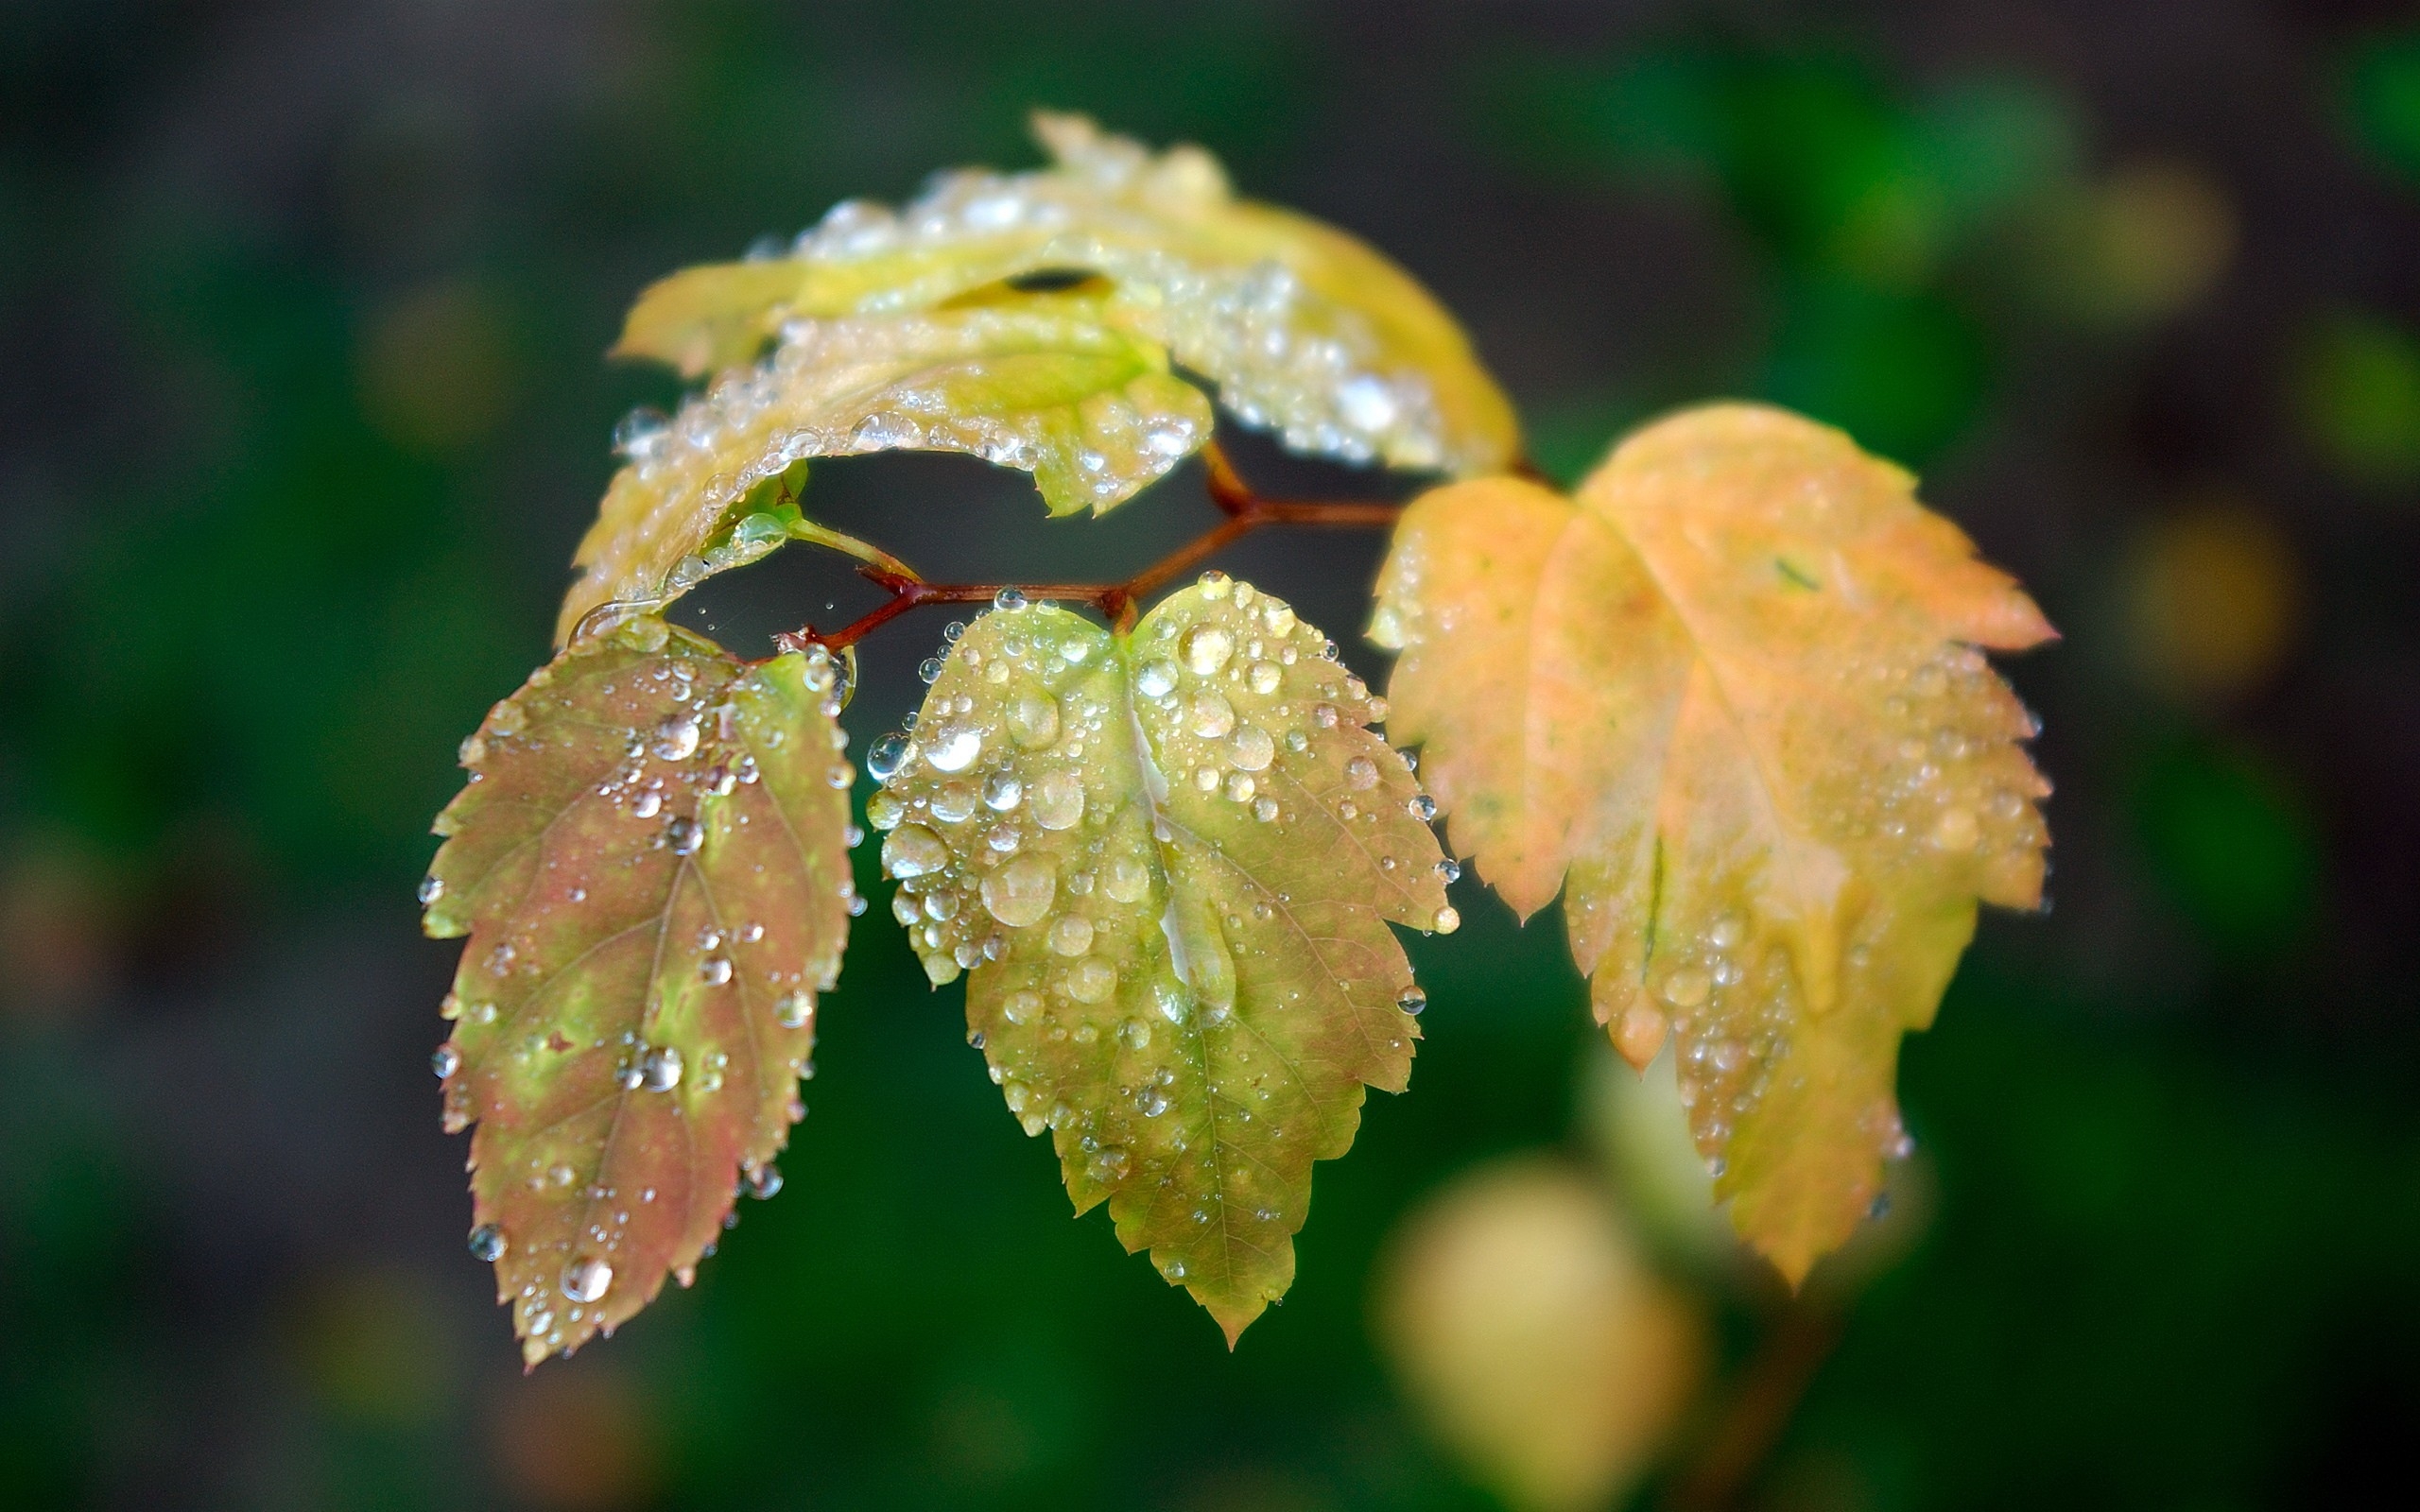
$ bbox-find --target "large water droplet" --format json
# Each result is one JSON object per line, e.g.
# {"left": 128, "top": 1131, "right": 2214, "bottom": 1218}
{"left": 930, "top": 781, "right": 977, "bottom": 823}
{"left": 1063, "top": 957, "right": 1116, "bottom": 1003}
{"left": 1190, "top": 692, "right": 1236, "bottom": 738}
{"left": 641, "top": 1045, "right": 683, "bottom": 1091}
{"left": 1229, "top": 726, "right": 1274, "bottom": 771}
{"left": 1135, "top": 660, "right": 1179, "bottom": 697}
{"left": 652, "top": 713, "right": 702, "bottom": 762}
{"left": 468, "top": 1224, "right": 508, "bottom": 1263}
{"left": 1030, "top": 769, "right": 1085, "bottom": 830}
{"left": 1102, "top": 853, "right": 1150, "bottom": 903}
{"left": 982, "top": 772, "right": 1023, "bottom": 811}
{"left": 867, "top": 733, "right": 908, "bottom": 781}
{"left": 883, "top": 823, "right": 948, "bottom": 878}
{"left": 1181, "top": 624, "right": 1235, "bottom": 676}
{"left": 925, "top": 725, "right": 982, "bottom": 771}
{"left": 1659, "top": 967, "right": 1711, "bottom": 1008}
{"left": 1396, "top": 987, "right": 1427, "bottom": 1015}
{"left": 1008, "top": 690, "right": 1061, "bottom": 747}
{"left": 980, "top": 854, "right": 1057, "bottom": 926}
{"left": 744, "top": 1163, "right": 783, "bottom": 1199}
{"left": 666, "top": 816, "right": 703, "bottom": 854}
{"left": 775, "top": 989, "right": 815, "bottom": 1029}
{"left": 1343, "top": 757, "right": 1379, "bottom": 790}
{"left": 561, "top": 1256, "right": 614, "bottom": 1303}
{"left": 418, "top": 876, "right": 445, "bottom": 905}
{"left": 431, "top": 1044, "right": 460, "bottom": 1079}
{"left": 1048, "top": 915, "right": 1096, "bottom": 956}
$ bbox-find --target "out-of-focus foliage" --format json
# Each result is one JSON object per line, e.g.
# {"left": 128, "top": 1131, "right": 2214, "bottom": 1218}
{"left": 873, "top": 584, "right": 1446, "bottom": 1340}
{"left": 1374, "top": 405, "right": 2051, "bottom": 1280}
{"left": 1374, "top": 1158, "right": 1704, "bottom": 1512}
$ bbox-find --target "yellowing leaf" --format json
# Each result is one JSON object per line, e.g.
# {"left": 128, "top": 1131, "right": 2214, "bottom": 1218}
{"left": 422, "top": 623, "right": 856, "bottom": 1364}
{"left": 1372, "top": 404, "right": 2053, "bottom": 1282}
{"left": 866, "top": 578, "right": 1452, "bottom": 1342}
{"left": 616, "top": 112, "right": 1518, "bottom": 479}
{"left": 1375, "top": 1158, "right": 1705, "bottom": 1512}
{"left": 557, "top": 295, "right": 1212, "bottom": 644}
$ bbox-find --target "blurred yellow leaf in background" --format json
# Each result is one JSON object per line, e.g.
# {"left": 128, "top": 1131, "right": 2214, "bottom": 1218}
{"left": 1376, "top": 1158, "right": 1704, "bottom": 1512}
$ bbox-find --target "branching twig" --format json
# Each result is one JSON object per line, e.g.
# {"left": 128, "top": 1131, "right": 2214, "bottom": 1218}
{"left": 771, "top": 439, "right": 1403, "bottom": 654}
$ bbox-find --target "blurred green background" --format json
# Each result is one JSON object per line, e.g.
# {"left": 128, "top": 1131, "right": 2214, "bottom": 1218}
{"left": 6, "top": 2, "right": 2420, "bottom": 1508}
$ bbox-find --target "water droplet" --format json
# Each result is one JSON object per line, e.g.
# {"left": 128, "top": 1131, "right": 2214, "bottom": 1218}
{"left": 1709, "top": 914, "right": 1744, "bottom": 949}
{"left": 652, "top": 713, "right": 701, "bottom": 762}
{"left": 1086, "top": 1146, "right": 1131, "bottom": 1183}
{"left": 666, "top": 816, "right": 703, "bottom": 855}
{"left": 1197, "top": 571, "right": 1232, "bottom": 599}
{"left": 632, "top": 791, "right": 664, "bottom": 819}
{"left": 1408, "top": 794, "right": 1437, "bottom": 821}
{"left": 640, "top": 1045, "right": 683, "bottom": 1091}
{"left": 468, "top": 1224, "right": 507, "bottom": 1262}
{"left": 1117, "top": 1017, "right": 1152, "bottom": 1050}
{"left": 1396, "top": 987, "right": 1427, "bottom": 1015}
{"left": 1137, "top": 1086, "right": 1172, "bottom": 1117}
{"left": 561, "top": 1256, "right": 613, "bottom": 1303}
{"left": 745, "top": 1163, "right": 784, "bottom": 1199}
{"left": 980, "top": 854, "right": 1057, "bottom": 926}
{"left": 1344, "top": 757, "right": 1378, "bottom": 790}
{"left": 883, "top": 823, "right": 948, "bottom": 878}
{"left": 1229, "top": 726, "right": 1274, "bottom": 771}
{"left": 1248, "top": 662, "right": 1282, "bottom": 695}
{"left": 418, "top": 876, "right": 445, "bottom": 905}
{"left": 1190, "top": 692, "right": 1236, "bottom": 738}
{"left": 1253, "top": 796, "right": 1280, "bottom": 821}
{"left": 1063, "top": 957, "right": 1116, "bottom": 1003}
{"left": 1223, "top": 772, "right": 1256, "bottom": 803}
{"left": 867, "top": 733, "right": 908, "bottom": 781}
{"left": 1660, "top": 967, "right": 1711, "bottom": 1008}
{"left": 1030, "top": 769, "right": 1085, "bottom": 830}
{"left": 1181, "top": 624, "right": 1235, "bottom": 676}
{"left": 931, "top": 781, "right": 977, "bottom": 823}
{"left": 775, "top": 989, "right": 815, "bottom": 1029}
{"left": 431, "top": 1044, "right": 460, "bottom": 1079}
{"left": 1431, "top": 905, "right": 1461, "bottom": 934}
{"left": 866, "top": 791, "right": 905, "bottom": 830}
{"left": 1102, "top": 853, "right": 1150, "bottom": 903}
{"left": 982, "top": 772, "right": 1023, "bottom": 811}
{"left": 700, "top": 954, "right": 733, "bottom": 986}
{"left": 992, "top": 587, "right": 1028, "bottom": 610}
{"left": 1048, "top": 915, "right": 1096, "bottom": 955}
{"left": 1008, "top": 690, "right": 1061, "bottom": 747}
{"left": 1312, "top": 703, "right": 1339, "bottom": 730}
{"left": 1437, "top": 859, "right": 1461, "bottom": 884}
{"left": 1136, "top": 660, "right": 1179, "bottom": 698}
{"left": 925, "top": 725, "right": 982, "bottom": 771}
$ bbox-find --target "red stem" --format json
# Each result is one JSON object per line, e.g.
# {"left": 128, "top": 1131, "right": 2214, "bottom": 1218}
{"left": 774, "top": 440, "right": 1404, "bottom": 652}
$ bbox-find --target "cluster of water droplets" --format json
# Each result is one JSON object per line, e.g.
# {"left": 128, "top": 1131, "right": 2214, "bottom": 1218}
{"left": 1835, "top": 644, "right": 2049, "bottom": 895}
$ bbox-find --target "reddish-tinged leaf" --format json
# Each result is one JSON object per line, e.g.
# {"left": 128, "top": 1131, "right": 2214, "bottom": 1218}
{"left": 423, "top": 621, "right": 855, "bottom": 1364}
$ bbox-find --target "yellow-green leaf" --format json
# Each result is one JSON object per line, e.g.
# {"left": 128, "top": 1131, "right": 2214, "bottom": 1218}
{"left": 867, "top": 578, "right": 1452, "bottom": 1342}
{"left": 556, "top": 294, "right": 1214, "bottom": 644}
{"left": 1372, "top": 404, "right": 2053, "bottom": 1282}
{"left": 615, "top": 112, "right": 1519, "bottom": 479}
{"left": 423, "top": 622, "right": 856, "bottom": 1364}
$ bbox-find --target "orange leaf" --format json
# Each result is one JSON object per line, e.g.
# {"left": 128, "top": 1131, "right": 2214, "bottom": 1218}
{"left": 1373, "top": 404, "right": 2052, "bottom": 1281}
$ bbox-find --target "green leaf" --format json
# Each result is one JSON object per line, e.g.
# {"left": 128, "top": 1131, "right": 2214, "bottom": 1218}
{"left": 867, "top": 578, "right": 1453, "bottom": 1342}
{"left": 615, "top": 112, "right": 1520, "bottom": 480}
{"left": 558, "top": 292, "right": 1214, "bottom": 644}
{"left": 423, "top": 621, "right": 856, "bottom": 1364}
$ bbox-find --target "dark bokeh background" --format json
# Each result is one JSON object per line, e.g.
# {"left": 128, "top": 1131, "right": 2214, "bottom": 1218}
{"left": 7, "top": 2, "right": 2420, "bottom": 1508}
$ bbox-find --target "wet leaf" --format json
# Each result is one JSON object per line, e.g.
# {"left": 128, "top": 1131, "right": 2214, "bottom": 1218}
{"left": 558, "top": 293, "right": 1212, "bottom": 644}
{"left": 616, "top": 112, "right": 1518, "bottom": 480}
{"left": 1373, "top": 404, "right": 2053, "bottom": 1281}
{"left": 423, "top": 622, "right": 855, "bottom": 1364}
{"left": 868, "top": 578, "right": 1449, "bottom": 1342}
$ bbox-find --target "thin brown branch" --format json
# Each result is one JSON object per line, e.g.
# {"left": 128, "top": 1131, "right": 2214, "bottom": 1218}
{"left": 1663, "top": 1301, "right": 1843, "bottom": 1512}
{"left": 773, "top": 439, "right": 1404, "bottom": 654}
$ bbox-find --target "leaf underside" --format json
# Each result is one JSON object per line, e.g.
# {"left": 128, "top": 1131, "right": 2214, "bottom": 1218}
{"left": 618, "top": 112, "right": 1519, "bottom": 479}
{"left": 1373, "top": 403, "right": 2054, "bottom": 1282}
{"left": 870, "top": 579, "right": 1452, "bottom": 1343}
{"left": 424, "top": 621, "right": 855, "bottom": 1364}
